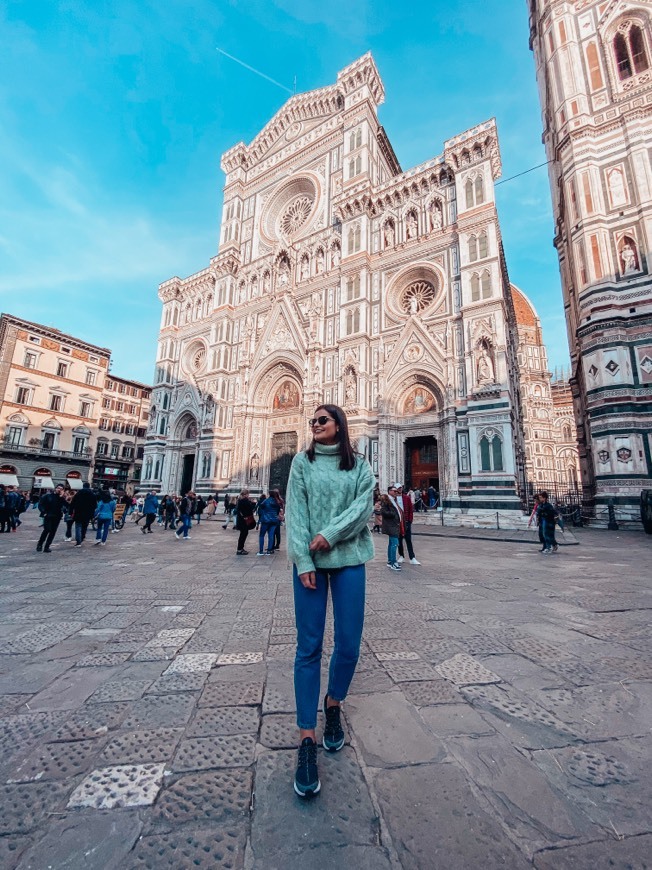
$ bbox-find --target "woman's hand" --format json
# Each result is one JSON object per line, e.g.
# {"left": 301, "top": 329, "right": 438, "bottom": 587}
{"left": 298, "top": 571, "right": 317, "bottom": 590}
{"left": 309, "top": 533, "right": 331, "bottom": 553}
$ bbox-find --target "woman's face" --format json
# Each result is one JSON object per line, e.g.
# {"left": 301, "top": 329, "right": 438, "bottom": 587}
{"left": 311, "top": 407, "right": 339, "bottom": 445}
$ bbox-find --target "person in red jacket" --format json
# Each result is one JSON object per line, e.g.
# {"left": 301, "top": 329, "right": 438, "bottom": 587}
{"left": 395, "top": 484, "right": 421, "bottom": 565}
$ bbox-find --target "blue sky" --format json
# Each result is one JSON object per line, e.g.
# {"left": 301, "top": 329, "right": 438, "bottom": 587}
{"left": 1, "top": 0, "right": 569, "bottom": 383}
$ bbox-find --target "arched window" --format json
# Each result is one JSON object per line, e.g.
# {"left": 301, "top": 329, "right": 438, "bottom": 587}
{"left": 469, "top": 236, "right": 478, "bottom": 262}
{"left": 194, "top": 299, "right": 201, "bottom": 320}
{"left": 348, "top": 224, "right": 361, "bottom": 254}
{"left": 475, "top": 175, "right": 485, "bottom": 204}
{"left": 173, "top": 307, "right": 178, "bottom": 326}
{"left": 346, "top": 307, "right": 360, "bottom": 335}
{"left": 465, "top": 178, "right": 474, "bottom": 209}
{"left": 614, "top": 25, "right": 649, "bottom": 80}
{"left": 562, "top": 423, "right": 572, "bottom": 440}
{"left": 586, "top": 42, "right": 604, "bottom": 90}
{"left": 144, "top": 457, "right": 153, "bottom": 479}
{"left": 184, "top": 303, "right": 191, "bottom": 324}
{"left": 481, "top": 270, "right": 492, "bottom": 298}
{"left": 478, "top": 232, "right": 488, "bottom": 259}
{"left": 349, "top": 156, "right": 362, "bottom": 178}
{"left": 154, "top": 459, "right": 160, "bottom": 480}
{"left": 480, "top": 432, "right": 504, "bottom": 471}
{"left": 204, "top": 295, "right": 213, "bottom": 317}
{"left": 471, "top": 273, "right": 481, "bottom": 302}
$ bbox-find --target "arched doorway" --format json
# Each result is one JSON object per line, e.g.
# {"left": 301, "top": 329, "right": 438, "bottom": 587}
{"left": 268, "top": 378, "right": 302, "bottom": 496}
{"left": 176, "top": 415, "right": 198, "bottom": 495}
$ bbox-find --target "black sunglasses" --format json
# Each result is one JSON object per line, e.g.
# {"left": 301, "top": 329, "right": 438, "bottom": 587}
{"left": 309, "top": 415, "right": 334, "bottom": 427}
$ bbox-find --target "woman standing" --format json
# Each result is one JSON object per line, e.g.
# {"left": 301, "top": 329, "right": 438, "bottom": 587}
{"left": 94, "top": 489, "right": 116, "bottom": 546}
{"left": 286, "top": 404, "right": 374, "bottom": 798}
{"left": 380, "top": 488, "right": 402, "bottom": 571}
{"left": 257, "top": 491, "right": 282, "bottom": 555}
{"left": 235, "top": 489, "right": 256, "bottom": 555}
{"left": 270, "top": 489, "right": 285, "bottom": 551}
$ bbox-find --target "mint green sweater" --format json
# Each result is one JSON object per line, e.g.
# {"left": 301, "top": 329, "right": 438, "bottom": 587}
{"left": 286, "top": 443, "right": 375, "bottom": 575}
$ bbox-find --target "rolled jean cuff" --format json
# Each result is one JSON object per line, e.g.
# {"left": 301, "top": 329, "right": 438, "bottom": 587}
{"left": 297, "top": 720, "right": 317, "bottom": 730}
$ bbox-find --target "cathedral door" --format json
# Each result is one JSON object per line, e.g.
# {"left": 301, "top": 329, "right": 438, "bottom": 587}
{"left": 268, "top": 432, "right": 297, "bottom": 497}
{"left": 404, "top": 436, "right": 439, "bottom": 492}
{"left": 180, "top": 454, "right": 195, "bottom": 495}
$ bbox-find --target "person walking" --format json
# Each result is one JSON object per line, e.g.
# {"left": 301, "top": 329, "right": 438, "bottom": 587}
{"left": 71, "top": 482, "right": 97, "bottom": 547}
{"left": 271, "top": 489, "right": 285, "bottom": 551}
{"left": 257, "top": 491, "right": 283, "bottom": 555}
{"left": 141, "top": 490, "right": 159, "bottom": 534}
{"left": 175, "top": 491, "right": 194, "bottom": 540}
{"left": 195, "top": 495, "right": 206, "bottom": 524}
{"left": 222, "top": 495, "right": 232, "bottom": 528}
{"left": 286, "top": 404, "right": 374, "bottom": 799}
{"left": 428, "top": 484, "right": 437, "bottom": 509}
{"left": 36, "top": 485, "right": 66, "bottom": 552}
{"left": 62, "top": 490, "right": 75, "bottom": 541}
{"left": 528, "top": 493, "right": 546, "bottom": 551}
{"left": 235, "top": 489, "right": 256, "bottom": 555}
{"left": 395, "top": 484, "right": 420, "bottom": 565}
{"left": 205, "top": 495, "right": 216, "bottom": 519}
{"left": 380, "top": 488, "right": 402, "bottom": 571}
{"left": 94, "top": 489, "right": 116, "bottom": 546}
{"left": 372, "top": 498, "right": 382, "bottom": 533}
{"left": 536, "top": 491, "right": 562, "bottom": 554}
{"left": 162, "top": 494, "right": 177, "bottom": 530}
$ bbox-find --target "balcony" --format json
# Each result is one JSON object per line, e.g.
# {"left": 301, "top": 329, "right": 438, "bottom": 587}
{"left": 1, "top": 439, "right": 93, "bottom": 462}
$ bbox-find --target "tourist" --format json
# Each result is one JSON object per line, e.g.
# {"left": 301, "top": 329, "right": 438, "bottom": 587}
{"left": 195, "top": 495, "right": 206, "bottom": 524}
{"left": 71, "top": 482, "right": 97, "bottom": 547}
{"left": 141, "top": 490, "right": 159, "bottom": 534}
{"left": 381, "top": 487, "right": 402, "bottom": 571}
{"left": 271, "top": 489, "right": 285, "bottom": 550}
{"left": 413, "top": 487, "right": 424, "bottom": 512}
{"left": 222, "top": 494, "right": 235, "bottom": 529}
{"left": 396, "top": 484, "right": 420, "bottom": 565}
{"left": 428, "top": 484, "right": 437, "bottom": 509}
{"left": 257, "top": 490, "right": 283, "bottom": 555}
{"left": 36, "top": 484, "right": 66, "bottom": 552}
{"left": 0, "top": 485, "right": 9, "bottom": 533}
{"left": 536, "top": 491, "right": 562, "bottom": 554}
{"left": 62, "top": 490, "right": 75, "bottom": 541}
{"left": 175, "top": 491, "right": 194, "bottom": 539}
{"left": 527, "top": 493, "right": 546, "bottom": 551}
{"left": 235, "top": 488, "right": 256, "bottom": 554}
{"left": 94, "top": 488, "right": 116, "bottom": 546}
{"left": 205, "top": 495, "right": 216, "bottom": 519}
{"left": 286, "top": 404, "right": 374, "bottom": 799}
{"left": 372, "top": 498, "right": 382, "bottom": 533}
{"left": 162, "top": 494, "right": 177, "bottom": 530}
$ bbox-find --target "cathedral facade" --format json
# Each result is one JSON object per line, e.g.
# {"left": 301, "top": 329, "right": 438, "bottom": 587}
{"left": 528, "top": 0, "right": 652, "bottom": 520}
{"left": 143, "top": 54, "right": 528, "bottom": 520}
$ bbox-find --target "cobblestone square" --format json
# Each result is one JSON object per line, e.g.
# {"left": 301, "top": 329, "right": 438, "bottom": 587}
{"left": 0, "top": 514, "right": 650, "bottom": 868}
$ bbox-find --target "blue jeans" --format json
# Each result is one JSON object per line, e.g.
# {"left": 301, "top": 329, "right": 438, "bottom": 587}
{"left": 259, "top": 522, "right": 276, "bottom": 553}
{"left": 541, "top": 519, "right": 556, "bottom": 549}
{"left": 177, "top": 514, "right": 191, "bottom": 537}
{"left": 75, "top": 520, "right": 89, "bottom": 544}
{"left": 386, "top": 535, "right": 398, "bottom": 564}
{"left": 95, "top": 518, "right": 111, "bottom": 543}
{"left": 293, "top": 564, "right": 365, "bottom": 729}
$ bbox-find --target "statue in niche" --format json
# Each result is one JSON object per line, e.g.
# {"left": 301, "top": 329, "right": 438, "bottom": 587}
{"left": 344, "top": 368, "right": 357, "bottom": 405}
{"left": 409, "top": 295, "right": 419, "bottom": 315}
{"left": 278, "top": 257, "right": 290, "bottom": 286}
{"left": 300, "top": 257, "right": 309, "bottom": 281}
{"left": 428, "top": 201, "right": 443, "bottom": 231}
{"left": 332, "top": 245, "right": 341, "bottom": 268}
{"left": 406, "top": 212, "right": 417, "bottom": 240}
{"left": 263, "top": 272, "right": 271, "bottom": 293}
{"left": 383, "top": 221, "right": 395, "bottom": 248}
{"left": 251, "top": 277, "right": 259, "bottom": 298}
{"left": 608, "top": 168, "right": 627, "bottom": 207}
{"left": 476, "top": 344, "right": 495, "bottom": 385}
{"left": 315, "top": 249, "right": 325, "bottom": 274}
{"left": 249, "top": 454, "right": 260, "bottom": 481}
{"left": 273, "top": 380, "right": 300, "bottom": 410}
{"left": 404, "top": 387, "right": 434, "bottom": 415}
{"left": 620, "top": 239, "right": 638, "bottom": 275}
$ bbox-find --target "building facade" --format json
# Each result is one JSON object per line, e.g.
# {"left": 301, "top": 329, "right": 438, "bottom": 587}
{"left": 512, "top": 285, "right": 581, "bottom": 490}
{"left": 143, "top": 54, "right": 529, "bottom": 520}
{"left": 0, "top": 314, "right": 110, "bottom": 494}
{"left": 94, "top": 376, "right": 151, "bottom": 493}
{"left": 528, "top": 0, "right": 652, "bottom": 519}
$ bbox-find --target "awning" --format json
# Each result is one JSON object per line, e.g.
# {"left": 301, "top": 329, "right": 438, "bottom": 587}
{"left": 34, "top": 476, "right": 55, "bottom": 489}
{"left": 66, "top": 477, "right": 83, "bottom": 490}
{"left": 0, "top": 473, "right": 19, "bottom": 487}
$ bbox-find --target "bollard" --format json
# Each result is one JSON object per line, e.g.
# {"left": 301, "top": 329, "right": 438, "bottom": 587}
{"left": 607, "top": 499, "right": 619, "bottom": 531}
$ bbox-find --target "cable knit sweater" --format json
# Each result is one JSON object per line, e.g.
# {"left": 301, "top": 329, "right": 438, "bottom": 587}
{"left": 286, "top": 442, "right": 375, "bottom": 575}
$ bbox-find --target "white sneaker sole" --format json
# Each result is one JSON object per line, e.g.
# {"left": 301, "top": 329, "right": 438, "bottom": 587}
{"left": 322, "top": 736, "right": 345, "bottom": 752}
{"left": 293, "top": 779, "right": 321, "bottom": 798}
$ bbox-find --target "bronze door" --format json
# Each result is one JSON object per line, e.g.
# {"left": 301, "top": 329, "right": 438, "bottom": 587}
{"left": 268, "top": 432, "right": 298, "bottom": 497}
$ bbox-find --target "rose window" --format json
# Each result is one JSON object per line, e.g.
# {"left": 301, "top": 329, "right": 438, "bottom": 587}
{"left": 279, "top": 196, "right": 313, "bottom": 236}
{"left": 192, "top": 347, "right": 206, "bottom": 371}
{"left": 400, "top": 280, "right": 436, "bottom": 314}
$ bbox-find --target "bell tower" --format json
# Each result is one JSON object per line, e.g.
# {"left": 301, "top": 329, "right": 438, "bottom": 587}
{"left": 528, "top": 0, "right": 652, "bottom": 521}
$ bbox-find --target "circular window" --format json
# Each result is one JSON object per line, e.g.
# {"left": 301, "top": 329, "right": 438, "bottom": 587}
{"left": 183, "top": 341, "right": 208, "bottom": 375}
{"left": 400, "top": 280, "right": 436, "bottom": 314}
{"left": 260, "top": 175, "right": 319, "bottom": 244}
{"left": 192, "top": 346, "right": 206, "bottom": 371}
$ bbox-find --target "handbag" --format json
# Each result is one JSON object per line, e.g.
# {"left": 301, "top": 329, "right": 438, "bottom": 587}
{"left": 245, "top": 514, "right": 256, "bottom": 529}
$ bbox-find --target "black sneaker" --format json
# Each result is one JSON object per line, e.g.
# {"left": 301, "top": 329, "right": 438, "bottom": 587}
{"left": 293, "top": 737, "right": 320, "bottom": 798}
{"left": 36, "top": 545, "right": 42, "bottom": 552}
{"left": 323, "top": 695, "right": 345, "bottom": 752}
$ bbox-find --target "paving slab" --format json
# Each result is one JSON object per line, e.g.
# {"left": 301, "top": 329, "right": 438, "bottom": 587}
{"left": 533, "top": 834, "right": 652, "bottom": 869}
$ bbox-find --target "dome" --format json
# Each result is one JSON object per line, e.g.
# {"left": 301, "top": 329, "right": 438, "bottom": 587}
{"left": 511, "top": 284, "right": 538, "bottom": 328}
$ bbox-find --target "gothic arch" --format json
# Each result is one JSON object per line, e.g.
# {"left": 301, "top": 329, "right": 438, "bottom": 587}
{"left": 251, "top": 360, "right": 304, "bottom": 408}
{"left": 383, "top": 370, "right": 446, "bottom": 417}
{"left": 174, "top": 412, "right": 199, "bottom": 441}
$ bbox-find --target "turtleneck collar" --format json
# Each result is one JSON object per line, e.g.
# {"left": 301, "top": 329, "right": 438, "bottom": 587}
{"left": 313, "top": 442, "right": 341, "bottom": 455}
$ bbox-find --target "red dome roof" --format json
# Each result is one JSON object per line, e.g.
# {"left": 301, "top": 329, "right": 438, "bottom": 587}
{"left": 511, "top": 284, "right": 538, "bottom": 328}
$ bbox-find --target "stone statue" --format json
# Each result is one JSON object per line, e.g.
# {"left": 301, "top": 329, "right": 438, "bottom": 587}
{"left": 621, "top": 242, "right": 637, "bottom": 275}
{"left": 384, "top": 222, "right": 395, "bottom": 248}
{"left": 345, "top": 369, "right": 357, "bottom": 405}
{"left": 429, "top": 202, "right": 443, "bottom": 231}
{"left": 300, "top": 257, "right": 309, "bottom": 281}
{"left": 406, "top": 212, "right": 417, "bottom": 240}
{"left": 409, "top": 294, "right": 419, "bottom": 315}
{"left": 477, "top": 346, "right": 495, "bottom": 385}
{"left": 250, "top": 454, "right": 260, "bottom": 480}
{"left": 263, "top": 272, "right": 271, "bottom": 293}
{"left": 332, "top": 245, "right": 341, "bottom": 268}
{"left": 278, "top": 258, "right": 290, "bottom": 286}
{"left": 316, "top": 248, "right": 325, "bottom": 274}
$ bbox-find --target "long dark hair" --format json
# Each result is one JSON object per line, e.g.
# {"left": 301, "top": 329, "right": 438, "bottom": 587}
{"left": 306, "top": 404, "right": 356, "bottom": 472}
{"left": 269, "top": 488, "right": 284, "bottom": 507}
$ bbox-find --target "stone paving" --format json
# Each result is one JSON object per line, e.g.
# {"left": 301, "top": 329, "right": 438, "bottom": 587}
{"left": 0, "top": 512, "right": 650, "bottom": 869}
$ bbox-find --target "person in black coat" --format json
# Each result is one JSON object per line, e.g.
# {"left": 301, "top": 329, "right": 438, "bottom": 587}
{"left": 235, "top": 489, "right": 256, "bottom": 555}
{"left": 36, "top": 485, "right": 66, "bottom": 552}
{"left": 71, "top": 483, "right": 98, "bottom": 546}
